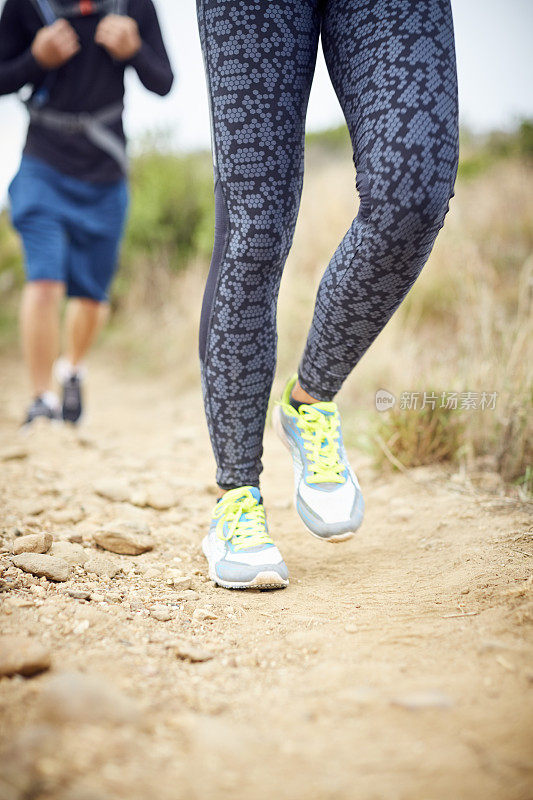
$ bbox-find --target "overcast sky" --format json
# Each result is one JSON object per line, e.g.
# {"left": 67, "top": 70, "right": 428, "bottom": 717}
{"left": 0, "top": 0, "right": 532, "bottom": 200}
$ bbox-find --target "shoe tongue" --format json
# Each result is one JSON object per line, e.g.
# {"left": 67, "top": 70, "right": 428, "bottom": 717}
{"left": 305, "top": 401, "right": 337, "bottom": 417}
{"left": 228, "top": 486, "right": 262, "bottom": 506}
{"left": 247, "top": 486, "right": 261, "bottom": 504}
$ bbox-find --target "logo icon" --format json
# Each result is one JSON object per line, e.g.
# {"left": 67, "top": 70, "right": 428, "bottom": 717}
{"left": 375, "top": 389, "right": 396, "bottom": 412}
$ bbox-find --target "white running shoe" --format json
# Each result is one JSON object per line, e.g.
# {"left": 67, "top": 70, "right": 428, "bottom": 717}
{"left": 202, "top": 486, "right": 289, "bottom": 590}
{"left": 273, "top": 375, "right": 364, "bottom": 542}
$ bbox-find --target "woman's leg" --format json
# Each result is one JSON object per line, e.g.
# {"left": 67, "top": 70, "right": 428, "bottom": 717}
{"left": 298, "top": 0, "right": 459, "bottom": 400}
{"left": 272, "top": 0, "right": 458, "bottom": 541}
{"left": 197, "top": 0, "right": 321, "bottom": 489}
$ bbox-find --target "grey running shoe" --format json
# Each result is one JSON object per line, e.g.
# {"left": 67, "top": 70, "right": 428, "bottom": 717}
{"left": 62, "top": 373, "right": 83, "bottom": 424}
{"left": 202, "top": 486, "right": 289, "bottom": 590}
{"left": 273, "top": 374, "right": 364, "bottom": 542}
{"left": 22, "top": 395, "right": 62, "bottom": 428}
{"left": 55, "top": 358, "right": 84, "bottom": 424}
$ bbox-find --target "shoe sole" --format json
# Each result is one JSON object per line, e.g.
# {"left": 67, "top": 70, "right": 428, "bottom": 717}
{"left": 20, "top": 415, "right": 86, "bottom": 435}
{"left": 273, "top": 405, "right": 358, "bottom": 543}
{"left": 63, "top": 412, "right": 85, "bottom": 426}
{"left": 19, "top": 417, "right": 63, "bottom": 435}
{"left": 201, "top": 537, "right": 289, "bottom": 591}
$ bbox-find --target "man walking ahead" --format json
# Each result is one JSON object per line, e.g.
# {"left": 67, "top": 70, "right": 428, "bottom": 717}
{"left": 0, "top": 0, "right": 173, "bottom": 426}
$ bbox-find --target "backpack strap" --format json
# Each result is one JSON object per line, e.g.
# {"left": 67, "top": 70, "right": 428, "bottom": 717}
{"left": 112, "top": 0, "right": 127, "bottom": 14}
{"left": 30, "top": 0, "right": 57, "bottom": 25}
{"left": 32, "top": 0, "right": 126, "bottom": 21}
{"left": 27, "top": 0, "right": 57, "bottom": 108}
{"left": 27, "top": 102, "right": 128, "bottom": 174}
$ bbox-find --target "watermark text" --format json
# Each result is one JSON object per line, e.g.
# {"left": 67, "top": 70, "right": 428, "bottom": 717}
{"left": 375, "top": 389, "right": 498, "bottom": 412}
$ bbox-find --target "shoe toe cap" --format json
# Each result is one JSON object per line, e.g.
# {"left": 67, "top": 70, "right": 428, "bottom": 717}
{"left": 297, "top": 482, "right": 364, "bottom": 537}
{"left": 216, "top": 559, "right": 289, "bottom": 583}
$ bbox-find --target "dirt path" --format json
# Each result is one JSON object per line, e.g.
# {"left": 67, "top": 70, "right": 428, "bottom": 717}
{"left": 0, "top": 354, "right": 532, "bottom": 800}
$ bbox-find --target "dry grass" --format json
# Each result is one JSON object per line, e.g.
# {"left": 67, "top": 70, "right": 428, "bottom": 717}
{"left": 103, "top": 151, "right": 532, "bottom": 493}
{"left": 372, "top": 404, "right": 465, "bottom": 470}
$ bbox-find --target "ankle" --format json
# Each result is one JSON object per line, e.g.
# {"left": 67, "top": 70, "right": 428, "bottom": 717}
{"left": 55, "top": 357, "right": 86, "bottom": 383}
{"left": 290, "top": 379, "right": 319, "bottom": 409}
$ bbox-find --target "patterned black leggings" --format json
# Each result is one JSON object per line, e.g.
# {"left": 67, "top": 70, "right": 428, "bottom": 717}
{"left": 197, "top": 0, "right": 459, "bottom": 490}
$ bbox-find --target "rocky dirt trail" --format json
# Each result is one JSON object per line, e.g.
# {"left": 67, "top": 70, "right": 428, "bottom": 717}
{"left": 0, "top": 354, "right": 532, "bottom": 800}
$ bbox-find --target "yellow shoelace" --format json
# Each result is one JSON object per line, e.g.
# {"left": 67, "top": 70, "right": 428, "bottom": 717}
{"left": 213, "top": 487, "right": 273, "bottom": 551}
{"left": 296, "top": 404, "right": 346, "bottom": 484}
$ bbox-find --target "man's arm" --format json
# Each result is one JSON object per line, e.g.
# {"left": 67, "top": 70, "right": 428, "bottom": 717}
{"left": 130, "top": 0, "right": 173, "bottom": 96}
{"left": 95, "top": 0, "right": 174, "bottom": 96}
{"left": 0, "top": 0, "right": 80, "bottom": 97}
{"left": 0, "top": 0, "right": 45, "bottom": 96}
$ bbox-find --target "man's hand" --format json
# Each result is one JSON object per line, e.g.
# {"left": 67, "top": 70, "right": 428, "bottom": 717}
{"left": 31, "top": 19, "right": 80, "bottom": 70}
{"left": 94, "top": 15, "right": 141, "bottom": 61}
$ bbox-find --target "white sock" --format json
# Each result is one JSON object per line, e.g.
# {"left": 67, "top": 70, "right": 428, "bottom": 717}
{"left": 54, "top": 357, "right": 87, "bottom": 383}
{"left": 41, "top": 391, "right": 61, "bottom": 411}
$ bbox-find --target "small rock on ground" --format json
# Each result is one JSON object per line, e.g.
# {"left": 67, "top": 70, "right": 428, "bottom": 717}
{"left": 66, "top": 589, "right": 92, "bottom": 600}
{"left": 168, "top": 575, "right": 193, "bottom": 591}
{"left": 144, "top": 566, "right": 162, "bottom": 579}
{"left": 84, "top": 555, "right": 121, "bottom": 579}
{"left": 108, "top": 517, "right": 150, "bottom": 535}
{"left": 175, "top": 590, "right": 200, "bottom": 602}
{"left": 72, "top": 620, "right": 90, "bottom": 635}
{"left": 93, "top": 479, "right": 131, "bottom": 503}
{"left": 129, "top": 489, "right": 148, "bottom": 507}
{"left": 150, "top": 605, "right": 175, "bottom": 622}
{"left": 50, "top": 541, "right": 89, "bottom": 566}
{"left": 192, "top": 608, "right": 217, "bottom": 622}
{"left": 12, "top": 553, "right": 69, "bottom": 582}
{"left": 93, "top": 524, "right": 153, "bottom": 556}
{"left": 145, "top": 487, "right": 178, "bottom": 511}
{"left": 0, "top": 635, "right": 51, "bottom": 677}
{"left": 12, "top": 533, "right": 53, "bottom": 555}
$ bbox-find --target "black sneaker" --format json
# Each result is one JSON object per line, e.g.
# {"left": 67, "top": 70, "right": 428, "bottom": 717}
{"left": 62, "top": 374, "right": 83, "bottom": 424}
{"left": 23, "top": 396, "right": 62, "bottom": 427}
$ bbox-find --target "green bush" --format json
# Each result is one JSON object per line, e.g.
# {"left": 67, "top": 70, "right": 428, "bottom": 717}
{"left": 122, "top": 149, "right": 214, "bottom": 271}
{"left": 305, "top": 124, "right": 351, "bottom": 152}
{"left": 458, "top": 119, "right": 533, "bottom": 179}
{"left": 0, "top": 209, "right": 23, "bottom": 283}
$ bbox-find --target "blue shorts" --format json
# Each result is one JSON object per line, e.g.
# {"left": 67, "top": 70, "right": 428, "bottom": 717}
{"left": 9, "top": 156, "right": 129, "bottom": 302}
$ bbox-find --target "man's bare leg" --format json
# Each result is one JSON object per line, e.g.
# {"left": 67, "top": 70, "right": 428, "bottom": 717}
{"left": 55, "top": 298, "right": 108, "bottom": 424}
{"left": 64, "top": 298, "right": 108, "bottom": 367}
{"left": 21, "top": 280, "right": 64, "bottom": 396}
